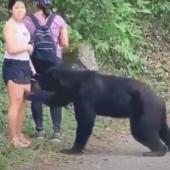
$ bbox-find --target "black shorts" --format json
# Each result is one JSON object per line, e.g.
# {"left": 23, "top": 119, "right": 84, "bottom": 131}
{"left": 2, "top": 59, "right": 32, "bottom": 85}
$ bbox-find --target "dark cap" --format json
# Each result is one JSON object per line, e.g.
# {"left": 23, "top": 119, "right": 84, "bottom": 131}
{"left": 36, "top": 0, "right": 52, "bottom": 6}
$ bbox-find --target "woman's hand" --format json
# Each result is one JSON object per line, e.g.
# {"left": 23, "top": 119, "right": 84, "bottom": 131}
{"left": 27, "top": 44, "right": 33, "bottom": 55}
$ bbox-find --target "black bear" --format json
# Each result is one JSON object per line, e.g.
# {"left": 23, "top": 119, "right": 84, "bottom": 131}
{"left": 26, "top": 66, "right": 170, "bottom": 156}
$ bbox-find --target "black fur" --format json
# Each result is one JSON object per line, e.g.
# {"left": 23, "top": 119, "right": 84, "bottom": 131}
{"left": 26, "top": 66, "right": 170, "bottom": 156}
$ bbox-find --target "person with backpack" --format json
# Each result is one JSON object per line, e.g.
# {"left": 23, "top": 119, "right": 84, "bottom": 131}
{"left": 24, "top": 0, "right": 69, "bottom": 141}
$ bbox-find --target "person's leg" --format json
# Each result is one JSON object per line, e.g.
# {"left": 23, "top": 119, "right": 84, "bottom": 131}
{"left": 31, "top": 77, "right": 44, "bottom": 136}
{"left": 7, "top": 80, "right": 29, "bottom": 147}
{"left": 50, "top": 106, "right": 62, "bottom": 141}
{"left": 31, "top": 101, "right": 44, "bottom": 132}
{"left": 17, "top": 99, "right": 26, "bottom": 135}
{"left": 17, "top": 84, "right": 31, "bottom": 144}
{"left": 50, "top": 106, "right": 62, "bottom": 132}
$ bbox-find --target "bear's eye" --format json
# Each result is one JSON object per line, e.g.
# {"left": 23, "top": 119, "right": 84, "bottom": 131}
{"left": 52, "top": 74, "right": 57, "bottom": 81}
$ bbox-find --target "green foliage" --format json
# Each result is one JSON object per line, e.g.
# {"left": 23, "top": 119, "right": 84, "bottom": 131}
{"left": 0, "top": 0, "right": 170, "bottom": 75}
{"left": 0, "top": 1, "right": 8, "bottom": 21}
{"left": 67, "top": 25, "right": 82, "bottom": 44}
{"left": 53, "top": 0, "right": 151, "bottom": 75}
{"left": 0, "top": 31, "right": 7, "bottom": 133}
{"left": 151, "top": 1, "right": 170, "bottom": 33}
{"left": 0, "top": 156, "right": 8, "bottom": 170}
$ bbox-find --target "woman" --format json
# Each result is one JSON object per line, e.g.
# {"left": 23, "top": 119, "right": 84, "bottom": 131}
{"left": 24, "top": 0, "right": 69, "bottom": 141}
{"left": 2, "top": 0, "right": 34, "bottom": 147}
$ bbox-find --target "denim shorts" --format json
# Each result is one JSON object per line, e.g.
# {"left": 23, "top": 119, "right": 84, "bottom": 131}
{"left": 2, "top": 59, "right": 32, "bottom": 85}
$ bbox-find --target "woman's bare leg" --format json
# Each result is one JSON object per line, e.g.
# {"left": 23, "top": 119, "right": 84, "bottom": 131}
{"left": 7, "top": 80, "right": 24, "bottom": 141}
{"left": 17, "top": 84, "right": 31, "bottom": 144}
{"left": 6, "top": 81, "right": 31, "bottom": 147}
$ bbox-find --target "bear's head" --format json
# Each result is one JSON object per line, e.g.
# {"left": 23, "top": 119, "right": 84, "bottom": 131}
{"left": 34, "top": 66, "right": 83, "bottom": 93}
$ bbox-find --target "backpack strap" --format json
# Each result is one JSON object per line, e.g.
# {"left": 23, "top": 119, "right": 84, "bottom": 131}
{"left": 46, "top": 14, "right": 56, "bottom": 27}
{"left": 29, "top": 14, "right": 41, "bottom": 28}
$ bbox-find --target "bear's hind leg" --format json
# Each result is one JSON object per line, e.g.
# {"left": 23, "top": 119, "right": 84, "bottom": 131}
{"left": 131, "top": 122, "right": 168, "bottom": 157}
{"left": 160, "top": 122, "right": 170, "bottom": 150}
{"left": 141, "top": 133, "right": 168, "bottom": 157}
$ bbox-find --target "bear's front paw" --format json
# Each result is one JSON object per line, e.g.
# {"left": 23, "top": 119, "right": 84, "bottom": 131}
{"left": 60, "top": 148, "right": 83, "bottom": 155}
{"left": 24, "top": 91, "right": 34, "bottom": 100}
{"left": 23, "top": 90, "right": 30, "bottom": 99}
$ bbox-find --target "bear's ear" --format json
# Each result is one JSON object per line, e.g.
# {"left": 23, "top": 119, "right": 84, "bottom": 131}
{"left": 48, "top": 68, "right": 81, "bottom": 89}
{"left": 57, "top": 77, "right": 75, "bottom": 89}
{"left": 53, "top": 75, "right": 80, "bottom": 90}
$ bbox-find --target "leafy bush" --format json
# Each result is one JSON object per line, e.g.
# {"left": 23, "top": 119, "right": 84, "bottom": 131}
{"left": 53, "top": 0, "right": 151, "bottom": 75}
{"left": 1, "top": 0, "right": 170, "bottom": 76}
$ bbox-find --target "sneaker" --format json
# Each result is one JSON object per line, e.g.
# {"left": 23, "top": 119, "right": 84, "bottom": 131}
{"left": 51, "top": 132, "right": 63, "bottom": 142}
{"left": 36, "top": 131, "right": 45, "bottom": 139}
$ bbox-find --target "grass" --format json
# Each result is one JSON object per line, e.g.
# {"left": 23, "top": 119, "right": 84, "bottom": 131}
{"left": 0, "top": 101, "right": 130, "bottom": 170}
{"left": 0, "top": 106, "right": 75, "bottom": 170}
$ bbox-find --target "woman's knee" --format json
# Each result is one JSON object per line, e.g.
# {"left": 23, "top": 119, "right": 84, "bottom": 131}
{"left": 7, "top": 82, "right": 30, "bottom": 109}
{"left": 8, "top": 92, "right": 24, "bottom": 109}
{"left": 9, "top": 98, "right": 23, "bottom": 111}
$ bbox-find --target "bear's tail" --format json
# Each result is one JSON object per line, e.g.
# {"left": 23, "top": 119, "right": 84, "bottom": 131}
{"left": 160, "top": 106, "right": 170, "bottom": 148}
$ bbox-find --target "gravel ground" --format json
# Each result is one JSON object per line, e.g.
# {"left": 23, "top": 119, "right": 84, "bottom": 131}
{"left": 57, "top": 134, "right": 170, "bottom": 170}
{"left": 17, "top": 133, "right": 170, "bottom": 170}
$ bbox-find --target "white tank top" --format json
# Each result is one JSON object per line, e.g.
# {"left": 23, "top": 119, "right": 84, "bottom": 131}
{"left": 4, "top": 18, "right": 30, "bottom": 61}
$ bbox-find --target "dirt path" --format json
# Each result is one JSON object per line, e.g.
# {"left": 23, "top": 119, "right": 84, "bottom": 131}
{"left": 57, "top": 134, "right": 170, "bottom": 170}
{"left": 16, "top": 116, "right": 170, "bottom": 170}
{"left": 17, "top": 131, "right": 170, "bottom": 170}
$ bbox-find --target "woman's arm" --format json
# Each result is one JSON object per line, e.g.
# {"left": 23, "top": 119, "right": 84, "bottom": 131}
{"left": 59, "top": 27, "right": 69, "bottom": 48}
{"left": 3, "top": 21, "right": 33, "bottom": 55}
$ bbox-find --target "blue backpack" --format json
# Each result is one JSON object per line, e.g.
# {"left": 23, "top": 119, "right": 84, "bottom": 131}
{"left": 30, "top": 14, "right": 57, "bottom": 73}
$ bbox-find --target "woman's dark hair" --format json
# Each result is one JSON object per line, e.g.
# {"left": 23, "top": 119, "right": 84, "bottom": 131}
{"left": 8, "top": 0, "right": 25, "bottom": 10}
{"left": 37, "top": 4, "right": 52, "bottom": 18}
